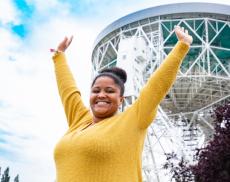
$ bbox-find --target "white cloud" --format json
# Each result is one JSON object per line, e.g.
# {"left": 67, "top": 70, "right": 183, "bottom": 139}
{"left": 26, "top": 0, "right": 71, "bottom": 16}
{"left": 0, "top": 0, "right": 20, "bottom": 25}
{"left": 0, "top": 28, "right": 22, "bottom": 59}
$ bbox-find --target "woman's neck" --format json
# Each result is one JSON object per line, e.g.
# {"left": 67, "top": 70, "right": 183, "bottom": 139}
{"left": 92, "top": 117, "right": 102, "bottom": 124}
{"left": 92, "top": 111, "right": 119, "bottom": 124}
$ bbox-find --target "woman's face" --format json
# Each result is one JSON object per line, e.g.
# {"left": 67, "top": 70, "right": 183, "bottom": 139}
{"left": 90, "top": 76, "right": 124, "bottom": 120}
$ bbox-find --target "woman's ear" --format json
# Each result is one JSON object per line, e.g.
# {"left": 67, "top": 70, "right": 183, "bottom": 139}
{"left": 118, "top": 96, "right": 124, "bottom": 111}
{"left": 119, "top": 96, "right": 124, "bottom": 104}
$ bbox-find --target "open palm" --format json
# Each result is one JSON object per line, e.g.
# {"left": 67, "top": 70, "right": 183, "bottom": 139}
{"left": 57, "top": 36, "right": 73, "bottom": 52}
{"left": 174, "top": 26, "right": 193, "bottom": 46}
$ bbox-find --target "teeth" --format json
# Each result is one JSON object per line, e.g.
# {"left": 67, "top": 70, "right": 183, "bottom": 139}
{"left": 96, "top": 101, "right": 109, "bottom": 105}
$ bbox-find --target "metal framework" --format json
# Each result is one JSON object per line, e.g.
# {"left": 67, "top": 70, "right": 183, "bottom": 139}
{"left": 91, "top": 3, "right": 230, "bottom": 181}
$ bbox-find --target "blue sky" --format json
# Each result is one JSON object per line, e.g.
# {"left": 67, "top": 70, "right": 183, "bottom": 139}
{"left": 6, "top": 0, "right": 33, "bottom": 37}
{"left": 1, "top": 0, "right": 230, "bottom": 181}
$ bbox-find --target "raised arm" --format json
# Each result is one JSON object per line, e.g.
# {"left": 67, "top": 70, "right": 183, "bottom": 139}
{"left": 131, "top": 26, "right": 193, "bottom": 129}
{"left": 52, "top": 36, "right": 91, "bottom": 128}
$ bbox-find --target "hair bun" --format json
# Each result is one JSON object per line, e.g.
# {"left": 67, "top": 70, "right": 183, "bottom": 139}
{"left": 100, "top": 67, "right": 127, "bottom": 84}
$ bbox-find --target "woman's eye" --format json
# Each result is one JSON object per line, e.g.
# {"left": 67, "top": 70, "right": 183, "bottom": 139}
{"left": 92, "top": 89, "right": 100, "bottom": 93}
{"left": 106, "top": 89, "right": 115, "bottom": 93}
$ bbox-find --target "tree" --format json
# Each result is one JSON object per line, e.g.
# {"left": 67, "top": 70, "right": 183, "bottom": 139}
{"left": 0, "top": 167, "right": 19, "bottom": 182}
{"left": 13, "top": 175, "right": 19, "bottom": 182}
{"left": 164, "top": 103, "right": 230, "bottom": 182}
{"left": 163, "top": 152, "right": 194, "bottom": 182}
{"left": 192, "top": 103, "right": 230, "bottom": 182}
{"left": 1, "top": 167, "right": 10, "bottom": 182}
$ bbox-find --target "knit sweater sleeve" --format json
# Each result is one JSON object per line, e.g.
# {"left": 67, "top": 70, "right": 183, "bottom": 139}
{"left": 129, "top": 41, "right": 189, "bottom": 129}
{"left": 52, "top": 52, "right": 91, "bottom": 128}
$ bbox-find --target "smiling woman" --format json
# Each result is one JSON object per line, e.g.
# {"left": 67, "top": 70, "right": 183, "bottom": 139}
{"left": 51, "top": 26, "right": 192, "bottom": 182}
{"left": 90, "top": 68, "right": 126, "bottom": 123}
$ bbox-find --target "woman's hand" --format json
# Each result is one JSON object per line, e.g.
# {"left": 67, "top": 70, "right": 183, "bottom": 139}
{"left": 174, "top": 26, "right": 193, "bottom": 46}
{"left": 57, "top": 36, "right": 73, "bottom": 52}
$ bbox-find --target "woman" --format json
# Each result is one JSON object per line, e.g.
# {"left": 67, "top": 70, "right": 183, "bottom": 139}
{"left": 52, "top": 26, "right": 192, "bottom": 182}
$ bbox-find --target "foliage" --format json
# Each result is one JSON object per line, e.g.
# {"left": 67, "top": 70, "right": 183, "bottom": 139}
{"left": 163, "top": 152, "right": 194, "bottom": 182}
{"left": 13, "top": 175, "right": 19, "bottom": 182}
{"left": 1, "top": 167, "right": 10, "bottom": 182}
{"left": 192, "top": 103, "right": 230, "bottom": 182}
{"left": 0, "top": 167, "right": 19, "bottom": 182}
{"left": 163, "top": 103, "right": 230, "bottom": 182}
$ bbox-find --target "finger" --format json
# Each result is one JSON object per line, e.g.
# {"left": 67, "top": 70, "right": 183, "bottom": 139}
{"left": 181, "top": 26, "right": 184, "bottom": 32}
{"left": 185, "top": 29, "right": 188, "bottom": 34}
{"left": 57, "top": 37, "right": 68, "bottom": 51}
{"left": 174, "top": 25, "right": 180, "bottom": 31}
{"left": 67, "top": 36, "right": 73, "bottom": 46}
{"left": 64, "top": 36, "right": 68, "bottom": 42}
{"left": 65, "top": 36, "right": 73, "bottom": 47}
{"left": 60, "top": 37, "right": 68, "bottom": 45}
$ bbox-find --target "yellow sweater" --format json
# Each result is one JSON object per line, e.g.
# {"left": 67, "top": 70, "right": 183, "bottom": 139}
{"left": 53, "top": 41, "right": 189, "bottom": 182}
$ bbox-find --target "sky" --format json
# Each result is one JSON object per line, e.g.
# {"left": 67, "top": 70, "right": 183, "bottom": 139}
{"left": 0, "top": 0, "right": 230, "bottom": 181}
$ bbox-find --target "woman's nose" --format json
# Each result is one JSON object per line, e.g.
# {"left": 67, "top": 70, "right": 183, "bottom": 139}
{"left": 97, "top": 91, "right": 106, "bottom": 98}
